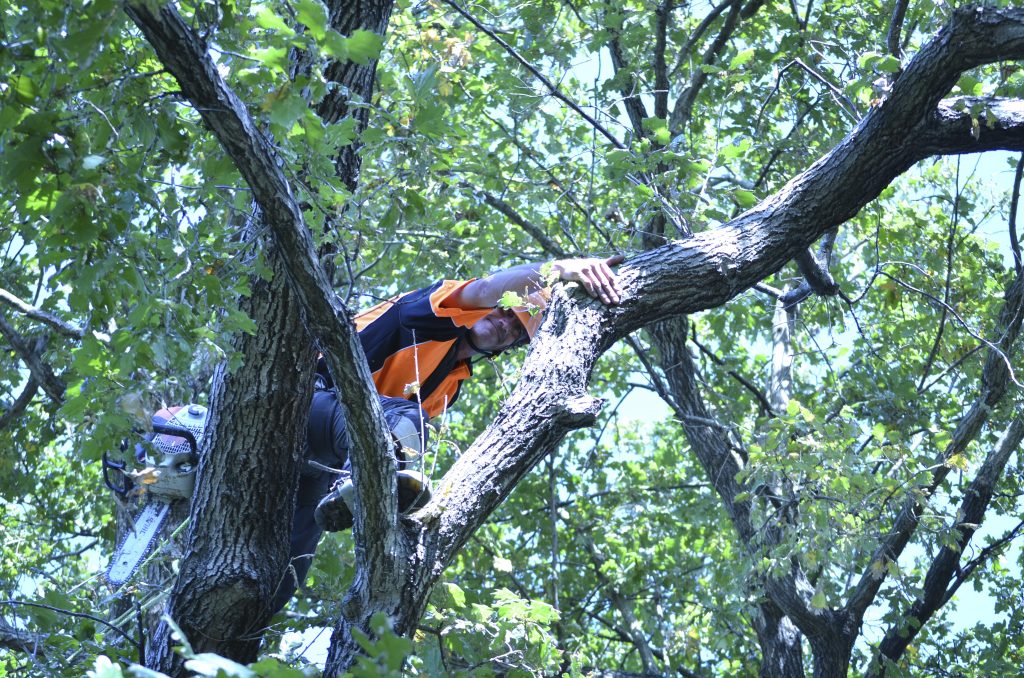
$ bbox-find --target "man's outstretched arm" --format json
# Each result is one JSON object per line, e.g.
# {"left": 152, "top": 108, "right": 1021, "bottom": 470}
{"left": 450, "top": 255, "right": 625, "bottom": 308}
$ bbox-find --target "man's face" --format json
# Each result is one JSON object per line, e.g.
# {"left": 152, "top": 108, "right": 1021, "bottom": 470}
{"left": 468, "top": 307, "right": 526, "bottom": 354}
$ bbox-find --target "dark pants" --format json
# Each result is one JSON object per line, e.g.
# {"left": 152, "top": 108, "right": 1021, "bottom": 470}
{"left": 270, "top": 391, "right": 428, "bottom": 613}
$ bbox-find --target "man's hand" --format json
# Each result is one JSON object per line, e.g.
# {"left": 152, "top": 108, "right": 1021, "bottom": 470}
{"left": 552, "top": 255, "right": 625, "bottom": 305}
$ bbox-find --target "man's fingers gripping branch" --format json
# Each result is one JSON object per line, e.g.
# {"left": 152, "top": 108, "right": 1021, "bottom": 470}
{"left": 554, "top": 254, "right": 625, "bottom": 305}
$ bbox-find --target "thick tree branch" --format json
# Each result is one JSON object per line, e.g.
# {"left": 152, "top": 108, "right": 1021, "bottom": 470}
{"left": 124, "top": 2, "right": 401, "bottom": 595}
{"left": 0, "top": 616, "right": 47, "bottom": 654}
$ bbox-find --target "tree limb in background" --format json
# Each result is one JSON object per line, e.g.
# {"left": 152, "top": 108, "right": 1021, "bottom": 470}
{"left": 653, "top": 1, "right": 673, "bottom": 120}
{"left": 781, "top": 228, "right": 841, "bottom": 311}
{"left": 887, "top": 0, "right": 910, "bottom": 60}
{"left": 670, "top": 0, "right": 767, "bottom": 130}
{"left": 0, "top": 616, "right": 47, "bottom": 655}
{"left": 0, "top": 375, "right": 39, "bottom": 432}
{"left": 1010, "top": 153, "right": 1023, "bottom": 275}
{"left": 581, "top": 531, "right": 659, "bottom": 674}
{"left": 606, "top": 29, "right": 648, "bottom": 140}
{"left": 477, "top": 190, "right": 568, "bottom": 258}
{"left": 0, "top": 287, "right": 84, "bottom": 340}
{"left": 846, "top": 266, "right": 1024, "bottom": 622}
{"left": 0, "top": 316, "right": 64, "bottom": 403}
{"left": 873, "top": 416, "right": 1024, "bottom": 672}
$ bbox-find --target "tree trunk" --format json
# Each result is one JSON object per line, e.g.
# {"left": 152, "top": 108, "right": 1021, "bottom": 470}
{"left": 146, "top": 236, "right": 316, "bottom": 673}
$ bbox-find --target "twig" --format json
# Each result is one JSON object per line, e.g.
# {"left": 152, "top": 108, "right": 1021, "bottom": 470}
{"left": 1, "top": 599, "right": 136, "bottom": 646}
{"left": 441, "top": 0, "right": 624, "bottom": 149}
{"left": 477, "top": 190, "right": 568, "bottom": 258}
{"left": 878, "top": 270, "right": 1022, "bottom": 388}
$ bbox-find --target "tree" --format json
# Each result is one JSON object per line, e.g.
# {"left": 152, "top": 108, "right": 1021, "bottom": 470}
{"left": 2, "top": 0, "right": 1023, "bottom": 676}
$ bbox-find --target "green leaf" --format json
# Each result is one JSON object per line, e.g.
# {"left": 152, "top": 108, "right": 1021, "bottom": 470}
{"left": 444, "top": 581, "right": 467, "bottom": 607}
{"left": 956, "top": 74, "right": 983, "bottom": 96}
{"left": 345, "top": 30, "right": 384, "bottom": 65}
{"left": 252, "top": 46, "right": 290, "bottom": 74}
{"left": 498, "top": 291, "right": 525, "bottom": 308}
{"left": 252, "top": 5, "right": 295, "bottom": 36}
{"left": 876, "top": 55, "right": 901, "bottom": 73}
{"left": 734, "top": 189, "right": 757, "bottom": 208}
{"left": 730, "top": 48, "right": 755, "bottom": 69}
{"left": 295, "top": 0, "right": 328, "bottom": 40}
{"left": 857, "top": 51, "right": 882, "bottom": 70}
{"left": 12, "top": 75, "right": 37, "bottom": 103}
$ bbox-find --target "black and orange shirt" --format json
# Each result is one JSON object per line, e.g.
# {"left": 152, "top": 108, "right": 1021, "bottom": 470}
{"left": 352, "top": 279, "right": 493, "bottom": 418}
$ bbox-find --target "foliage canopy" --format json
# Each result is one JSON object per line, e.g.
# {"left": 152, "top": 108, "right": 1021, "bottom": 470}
{"left": 2, "top": 0, "right": 1023, "bottom": 676}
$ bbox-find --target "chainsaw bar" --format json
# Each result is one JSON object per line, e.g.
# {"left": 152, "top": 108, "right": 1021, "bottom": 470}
{"left": 104, "top": 404, "right": 208, "bottom": 587}
{"left": 105, "top": 499, "right": 171, "bottom": 586}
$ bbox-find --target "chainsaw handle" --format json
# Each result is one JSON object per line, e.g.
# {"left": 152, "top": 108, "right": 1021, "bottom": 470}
{"left": 102, "top": 452, "right": 131, "bottom": 498}
{"left": 151, "top": 423, "right": 199, "bottom": 459}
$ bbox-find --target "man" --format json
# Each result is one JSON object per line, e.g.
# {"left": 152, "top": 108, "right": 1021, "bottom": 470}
{"left": 274, "top": 255, "right": 623, "bottom": 611}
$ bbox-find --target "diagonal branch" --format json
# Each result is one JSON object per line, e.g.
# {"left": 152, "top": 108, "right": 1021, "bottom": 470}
{"left": 123, "top": 0, "right": 401, "bottom": 602}
{"left": 441, "top": 0, "right": 624, "bottom": 149}
{"left": 846, "top": 267, "right": 1024, "bottom": 622}
{"left": 0, "top": 375, "right": 39, "bottom": 432}
{"left": 477, "top": 190, "right": 568, "bottom": 258}
{"left": 887, "top": 0, "right": 911, "bottom": 60}
{"left": 0, "top": 288, "right": 84, "bottom": 340}
{"left": 0, "top": 315, "right": 64, "bottom": 403}
{"left": 669, "top": 0, "right": 767, "bottom": 130}
{"left": 873, "top": 416, "right": 1024, "bottom": 671}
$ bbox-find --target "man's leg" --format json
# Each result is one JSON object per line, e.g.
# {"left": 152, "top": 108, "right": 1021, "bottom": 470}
{"left": 314, "top": 396, "right": 432, "bottom": 531}
{"left": 271, "top": 389, "right": 349, "bottom": 613}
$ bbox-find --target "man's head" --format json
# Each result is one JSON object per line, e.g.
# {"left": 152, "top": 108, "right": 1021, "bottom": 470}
{"left": 465, "top": 290, "right": 549, "bottom": 357}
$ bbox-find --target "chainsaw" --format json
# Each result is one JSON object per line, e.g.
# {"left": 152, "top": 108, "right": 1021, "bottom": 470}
{"left": 103, "top": 404, "right": 209, "bottom": 586}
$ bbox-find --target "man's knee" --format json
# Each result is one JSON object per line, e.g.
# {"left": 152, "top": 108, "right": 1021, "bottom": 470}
{"left": 379, "top": 397, "right": 429, "bottom": 463}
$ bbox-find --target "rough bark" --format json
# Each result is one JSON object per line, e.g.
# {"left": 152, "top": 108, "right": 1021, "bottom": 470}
{"left": 124, "top": 0, "right": 400, "bottom": 670}
{"left": 144, "top": 237, "right": 316, "bottom": 673}
{"left": 125, "top": 3, "right": 1024, "bottom": 675}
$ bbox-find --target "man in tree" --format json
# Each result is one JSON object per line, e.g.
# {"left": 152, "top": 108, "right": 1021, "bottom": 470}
{"left": 275, "top": 255, "right": 624, "bottom": 610}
